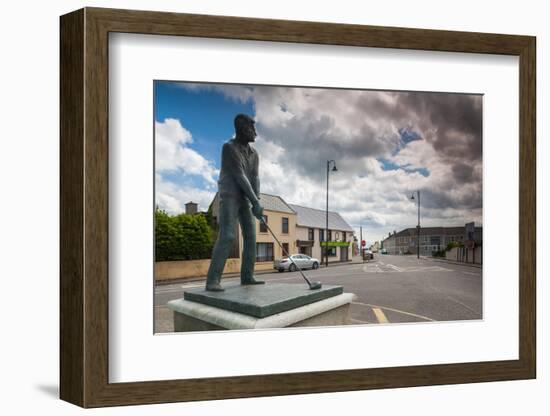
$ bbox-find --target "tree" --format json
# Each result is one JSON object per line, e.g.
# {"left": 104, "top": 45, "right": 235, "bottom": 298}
{"left": 155, "top": 208, "right": 215, "bottom": 261}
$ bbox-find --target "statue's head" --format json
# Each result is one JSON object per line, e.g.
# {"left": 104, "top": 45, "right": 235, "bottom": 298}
{"left": 234, "top": 114, "right": 257, "bottom": 143}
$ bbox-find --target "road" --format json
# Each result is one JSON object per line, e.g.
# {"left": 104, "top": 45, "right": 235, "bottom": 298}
{"left": 154, "top": 254, "right": 482, "bottom": 332}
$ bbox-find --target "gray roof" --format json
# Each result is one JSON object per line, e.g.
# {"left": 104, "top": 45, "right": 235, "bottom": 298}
{"left": 288, "top": 204, "right": 354, "bottom": 232}
{"left": 210, "top": 192, "right": 295, "bottom": 215}
{"left": 258, "top": 193, "right": 295, "bottom": 214}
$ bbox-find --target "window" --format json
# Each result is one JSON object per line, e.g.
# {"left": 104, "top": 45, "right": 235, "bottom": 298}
{"left": 282, "top": 242, "right": 289, "bottom": 256}
{"left": 343, "top": 231, "right": 346, "bottom": 241}
{"left": 282, "top": 217, "right": 289, "bottom": 234}
{"left": 319, "top": 229, "right": 325, "bottom": 242}
{"left": 259, "top": 215, "right": 268, "bottom": 233}
{"left": 308, "top": 228, "right": 314, "bottom": 241}
{"left": 256, "top": 243, "right": 274, "bottom": 262}
{"left": 322, "top": 247, "right": 337, "bottom": 257}
{"left": 328, "top": 230, "right": 332, "bottom": 241}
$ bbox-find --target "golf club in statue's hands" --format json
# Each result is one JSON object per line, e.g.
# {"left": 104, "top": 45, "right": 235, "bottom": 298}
{"left": 259, "top": 216, "right": 323, "bottom": 290}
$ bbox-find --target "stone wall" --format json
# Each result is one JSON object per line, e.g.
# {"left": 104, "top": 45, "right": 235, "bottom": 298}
{"left": 155, "top": 258, "right": 276, "bottom": 282}
{"left": 446, "top": 246, "right": 482, "bottom": 264}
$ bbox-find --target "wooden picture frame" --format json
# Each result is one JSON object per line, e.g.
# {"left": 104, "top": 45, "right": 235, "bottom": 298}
{"left": 60, "top": 7, "right": 536, "bottom": 408}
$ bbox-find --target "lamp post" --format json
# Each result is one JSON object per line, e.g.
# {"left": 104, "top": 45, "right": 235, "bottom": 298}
{"left": 411, "top": 190, "right": 420, "bottom": 259}
{"left": 325, "top": 160, "right": 338, "bottom": 267}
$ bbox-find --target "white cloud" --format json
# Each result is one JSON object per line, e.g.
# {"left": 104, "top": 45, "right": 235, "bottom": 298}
{"left": 154, "top": 118, "right": 221, "bottom": 215}
{"left": 155, "top": 173, "right": 216, "bottom": 215}
{"left": 155, "top": 118, "right": 219, "bottom": 186}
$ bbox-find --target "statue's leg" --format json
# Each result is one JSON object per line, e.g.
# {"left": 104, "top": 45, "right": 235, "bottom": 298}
{"left": 239, "top": 199, "right": 265, "bottom": 285}
{"left": 205, "top": 195, "right": 239, "bottom": 291}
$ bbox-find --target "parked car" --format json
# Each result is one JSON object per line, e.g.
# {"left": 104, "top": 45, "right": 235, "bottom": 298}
{"left": 274, "top": 254, "right": 320, "bottom": 272}
{"left": 362, "top": 249, "right": 374, "bottom": 260}
{"left": 380, "top": 248, "right": 388, "bottom": 254}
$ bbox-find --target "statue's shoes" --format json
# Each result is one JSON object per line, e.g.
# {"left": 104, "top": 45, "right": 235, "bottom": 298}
{"left": 205, "top": 283, "right": 225, "bottom": 292}
{"left": 241, "top": 277, "right": 265, "bottom": 285}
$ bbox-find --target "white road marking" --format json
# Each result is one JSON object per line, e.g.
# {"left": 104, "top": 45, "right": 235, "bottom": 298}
{"left": 360, "top": 264, "right": 452, "bottom": 274}
{"left": 446, "top": 296, "right": 480, "bottom": 315}
{"left": 387, "top": 264, "right": 403, "bottom": 272}
{"left": 353, "top": 301, "right": 435, "bottom": 322}
{"left": 361, "top": 264, "right": 384, "bottom": 273}
{"left": 349, "top": 318, "right": 371, "bottom": 325}
{"left": 463, "top": 271, "right": 480, "bottom": 276}
{"left": 423, "top": 281, "right": 481, "bottom": 316}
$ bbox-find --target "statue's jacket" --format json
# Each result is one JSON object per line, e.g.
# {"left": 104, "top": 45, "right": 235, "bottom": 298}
{"left": 217, "top": 138, "right": 260, "bottom": 201}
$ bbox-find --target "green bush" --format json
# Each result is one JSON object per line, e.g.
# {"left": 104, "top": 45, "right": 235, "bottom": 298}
{"left": 445, "top": 241, "right": 464, "bottom": 251}
{"left": 155, "top": 208, "right": 215, "bottom": 261}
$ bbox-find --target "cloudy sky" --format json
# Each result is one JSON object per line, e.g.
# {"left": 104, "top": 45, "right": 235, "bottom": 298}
{"left": 154, "top": 81, "right": 482, "bottom": 244}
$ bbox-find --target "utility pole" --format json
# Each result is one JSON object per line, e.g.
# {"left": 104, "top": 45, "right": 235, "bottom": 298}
{"left": 325, "top": 160, "right": 337, "bottom": 267}
{"left": 360, "top": 226, "right": 363, "bottom": 260}
{"left": 411, "top": 190, "right": 421, "bottom": 259}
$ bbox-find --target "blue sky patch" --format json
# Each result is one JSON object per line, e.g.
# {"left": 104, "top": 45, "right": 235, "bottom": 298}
{"left": 379, "top": 158, "right": 430, "bottom": 177}
{"left": 154, "top": 81, "right": 255, "bottom": 168}
{"left": 398, "top": 127, "right": 422, "bottom": 144}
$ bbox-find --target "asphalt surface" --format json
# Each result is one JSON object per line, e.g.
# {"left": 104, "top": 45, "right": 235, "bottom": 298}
{"left": 154, "top": 254, "right": 482, "bottom": 332}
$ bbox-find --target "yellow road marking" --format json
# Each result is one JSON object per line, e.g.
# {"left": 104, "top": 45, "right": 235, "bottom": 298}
{"left": 353, "top": 301, "right": 435, "bottom": 322}
{"left": 372, "top": 307, "right": 389, "bottom": 324}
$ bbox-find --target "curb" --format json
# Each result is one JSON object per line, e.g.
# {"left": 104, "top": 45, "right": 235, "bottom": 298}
{"left": 424, "top": 257, "right": 482, "bottom": 269}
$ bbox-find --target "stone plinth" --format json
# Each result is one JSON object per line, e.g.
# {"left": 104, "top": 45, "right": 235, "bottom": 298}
{"left": 183, "top": 283, "right": 343, "bottom": 318}
{"left": 167, "top": 283, "right": 356, "bottom": 331}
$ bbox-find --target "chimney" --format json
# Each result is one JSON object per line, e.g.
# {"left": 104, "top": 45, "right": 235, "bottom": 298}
{"left": 185, "top": 201, "right": 198, "bottom": 215}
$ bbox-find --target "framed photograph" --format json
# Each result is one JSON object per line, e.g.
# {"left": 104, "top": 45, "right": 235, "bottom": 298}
{"left": 60, "top": 7, "right": 536, "bottom": 408}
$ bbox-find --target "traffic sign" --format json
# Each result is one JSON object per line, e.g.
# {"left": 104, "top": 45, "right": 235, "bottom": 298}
{"left": 361, "top": 240, "right": 366, "bottom": 247}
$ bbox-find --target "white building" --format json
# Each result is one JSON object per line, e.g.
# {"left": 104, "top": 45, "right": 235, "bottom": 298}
{"left": 288, "top": 204, "right": 354, "bottom": 263}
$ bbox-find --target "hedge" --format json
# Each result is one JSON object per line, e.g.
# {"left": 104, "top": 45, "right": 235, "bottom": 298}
{"left": 155, "top": 208, "right": 215, "bottom": 261}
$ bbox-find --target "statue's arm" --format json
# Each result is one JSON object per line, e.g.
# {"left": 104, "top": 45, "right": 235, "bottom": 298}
{"left": 223, "top": 143, "right": 260, "bottom": 207}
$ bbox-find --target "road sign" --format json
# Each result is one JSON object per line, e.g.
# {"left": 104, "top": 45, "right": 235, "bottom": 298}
{"left": 465, "top": 222, "right": 475, "bottom": 240}
{"left": 361, "top": 240, "right": 366, "bottom": 247}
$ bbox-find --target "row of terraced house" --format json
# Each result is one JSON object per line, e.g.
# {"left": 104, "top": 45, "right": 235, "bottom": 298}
{"left": 381, "top": 223, "right": 482, "bottom": 260}
{"left": 210, "top": 192, "right": 355, "bottom": 272}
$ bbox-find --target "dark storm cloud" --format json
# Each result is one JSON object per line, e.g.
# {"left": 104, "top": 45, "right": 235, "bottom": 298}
{"left": 395, "top": 91, "right": 483, "bottom": 162}
{"left": 452, "top": 162, "right": 475, "bottom": 183}
{"left": 206, "top": 83, "right": 483, "bottom": 236}
{"left": 256, "top": 109, "right": 397, "bottom": 183}
{"left": 251, "top": 86, "right": 483, "bottom": 223}
{"left": 420, "top": 186, "right": 482, "bottom": 211}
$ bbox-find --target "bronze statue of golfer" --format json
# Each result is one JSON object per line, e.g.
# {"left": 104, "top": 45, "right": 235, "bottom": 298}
{"left": 205, "top": 114, "right": 265, "bottom": 291}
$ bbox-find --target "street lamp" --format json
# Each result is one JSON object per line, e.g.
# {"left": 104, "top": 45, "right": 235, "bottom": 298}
{"left": 325, "top": 160, "right": 338, "bottom": 267}
{"left": 411, "top": 190, "right": 420, "bottom": 259}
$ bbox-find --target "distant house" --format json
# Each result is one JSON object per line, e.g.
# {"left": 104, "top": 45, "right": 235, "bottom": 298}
{"left": 382, "top": 224, "right": 482, "bottom": 256}
{"left": 209, "top": 193, "right": 355, "bottom": 270}
{"left": 288, "top": 203, "right": 354, "bottom": 263}
{"left": 209, "top": 192, "right": 298, "bottom": 271}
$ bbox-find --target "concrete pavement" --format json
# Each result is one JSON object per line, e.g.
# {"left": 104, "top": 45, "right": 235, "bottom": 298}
{"left": 155, "top": 254, "right": 482, "bottom": 332}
